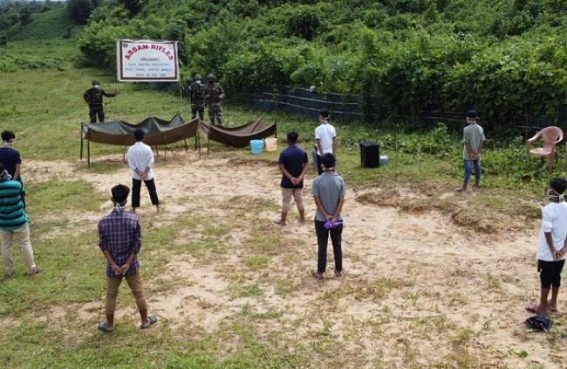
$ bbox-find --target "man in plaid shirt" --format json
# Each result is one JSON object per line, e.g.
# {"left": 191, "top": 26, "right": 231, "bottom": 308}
{"left": 97, "top": 184, "right": 157, "bottom": 333}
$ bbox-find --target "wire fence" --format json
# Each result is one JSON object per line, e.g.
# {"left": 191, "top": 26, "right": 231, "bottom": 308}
{"left": 232, "top": 85, "right": 567, "bottom": 138}
{"left": 234, "top": 86, "right": 383, "bottom": 123}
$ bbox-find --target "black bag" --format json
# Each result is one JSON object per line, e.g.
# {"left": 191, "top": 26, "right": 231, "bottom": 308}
{"left": 525, "top": 314, "right": 553, "bottom": 332}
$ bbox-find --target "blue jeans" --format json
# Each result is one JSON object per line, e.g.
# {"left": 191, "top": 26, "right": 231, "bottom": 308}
{"left": 463, "top": 159, "right": 481, "bottom": 185}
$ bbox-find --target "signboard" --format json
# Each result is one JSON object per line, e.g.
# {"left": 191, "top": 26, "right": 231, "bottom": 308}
{"left": 117, "top": 40, "right": 179, "bottom": 82}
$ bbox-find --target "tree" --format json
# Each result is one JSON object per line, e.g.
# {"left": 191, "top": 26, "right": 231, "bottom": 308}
{"left": 121, "top": 0, "right": 143, "bottom": 16}
{"left": 19, "top": 6, "right": 32, "bottom": 26}
{"left": 67, "top": 0, "right": 95, "bottom": 24}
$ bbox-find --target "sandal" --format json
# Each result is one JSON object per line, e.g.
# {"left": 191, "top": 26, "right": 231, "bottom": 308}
{"left": 98, "top": 322, "right": 114, "bottom": 333}
{"left": 312, "top": 271, "right": 323, "bottom": 280}
{"left": 525, "top": 303, "right": 547, "bottom": 314}
{"left": 27, "top": 267, "right": 42, "bottom": 276}
{"left": 141, "top": 315, "right": 158, "bottom": 329}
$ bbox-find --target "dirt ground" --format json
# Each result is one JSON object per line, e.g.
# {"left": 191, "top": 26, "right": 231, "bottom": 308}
{"left": 25, "top": 149, "right": 567, "bottom": 369}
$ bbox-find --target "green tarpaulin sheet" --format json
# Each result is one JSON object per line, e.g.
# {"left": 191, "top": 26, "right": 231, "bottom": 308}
{"left": 80, "top": 115, "right": 277, "bottom": 166}
{"left": 81, "top": 115, "right": 198, "bottom": 146}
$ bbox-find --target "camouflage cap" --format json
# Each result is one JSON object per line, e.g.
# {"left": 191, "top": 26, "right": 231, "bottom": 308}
{"left": 92, "top": 79, "right": 100, "bottom": 86}
{"left": 207, "top": 73, "right": 216, "bottom": 81}
{"left": 194, "top": 73, "right": 203, "bottom": 80}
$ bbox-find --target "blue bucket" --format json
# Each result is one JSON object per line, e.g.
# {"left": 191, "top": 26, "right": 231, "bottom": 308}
{"left": 250, "top": 139, "right": 264, "bottom": 155}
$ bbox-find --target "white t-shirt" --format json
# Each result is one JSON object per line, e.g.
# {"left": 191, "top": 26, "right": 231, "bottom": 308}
{"left": 315, "top": 123, "right": 336, "bottom": 155}
{"left": 537, "top": 202, "right": 567, "bottom": 261}
{"left": 127, "top": 141, "right": 155, "bottom": 181}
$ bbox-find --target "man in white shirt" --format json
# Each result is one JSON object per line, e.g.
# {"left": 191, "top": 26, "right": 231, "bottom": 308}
{"left": 315, "top": 110, "right": 337, "bottom": 175}
{"left": 127, "top": 129, "right": 160, "bottom": 212}
{"left": 526, "top": 177, "right": 567, "bottom": 314}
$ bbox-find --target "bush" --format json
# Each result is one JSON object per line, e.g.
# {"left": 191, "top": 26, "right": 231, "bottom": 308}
{"left": 285, "top": 5, "right": 323, "bottom": 41}
{"left": 77, "top": 21, "right": 125, "bottom": 68}
{"left": 72, "top": 0, "right": 567, "bottom": 132}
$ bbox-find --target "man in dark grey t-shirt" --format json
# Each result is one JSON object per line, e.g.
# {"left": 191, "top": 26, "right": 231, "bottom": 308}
{"left": 311, "top": 153, "right": 345, "bottom": 280}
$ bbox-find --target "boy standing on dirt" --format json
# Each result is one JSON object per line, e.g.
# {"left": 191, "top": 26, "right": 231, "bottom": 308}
{"left": 315, "top": 110, "right": 337, "bottom": 175}
{"left": 527, "top": 177, "right": 567, "bottom": 314}
{"left": 97, "top": 184, "right": 157, "bottom": 333}
{"left": 127, "top": 129, "right": 160, "bottom": 213}
{"left": 456, "top": 109, "right": 485, "bottom": 192}
{"left": 312, "top": 153, "right": 345, "bottom": 280}
{"left": 275, "top": 131, "right": 309, "bottom": 226}
{"left": 0, "top": 163, "right": 41, "bottom": 278}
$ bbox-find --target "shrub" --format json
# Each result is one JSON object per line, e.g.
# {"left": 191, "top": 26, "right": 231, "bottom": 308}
{"left": 284, "top": 5, "right": 323, "bottom": 41}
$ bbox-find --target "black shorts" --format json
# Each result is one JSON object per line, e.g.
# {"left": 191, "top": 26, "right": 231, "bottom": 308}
{"left": 538, "top": 259, "right": 565, "bottom": 289}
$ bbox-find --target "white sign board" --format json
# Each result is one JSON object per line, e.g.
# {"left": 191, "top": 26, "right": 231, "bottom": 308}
{"left": 117, "top": 40, "right": 179, "bottom": 82}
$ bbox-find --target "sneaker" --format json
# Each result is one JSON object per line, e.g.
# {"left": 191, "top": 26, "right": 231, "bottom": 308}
{"left": 27, "top": 267, "right": 42, "bottom": 276}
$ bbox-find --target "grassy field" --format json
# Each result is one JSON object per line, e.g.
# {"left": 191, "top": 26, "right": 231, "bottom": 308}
{"left": 1, "top": 6, "right": 566, "bottom": 369}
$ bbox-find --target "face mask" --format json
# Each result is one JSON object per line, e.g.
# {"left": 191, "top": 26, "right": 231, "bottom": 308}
{"left": 196, "top": 80, "right": 201, "bottom": 84}
{"left": 94, "top": 85, "right": 101, "bottom": 89}
{"left": 547, "top": 189, "right": 564, "bottom": 202}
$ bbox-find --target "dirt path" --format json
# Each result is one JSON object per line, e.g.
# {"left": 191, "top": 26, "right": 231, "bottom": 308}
{"left": 25, "top": 150, "right": 564, "bottom": 368}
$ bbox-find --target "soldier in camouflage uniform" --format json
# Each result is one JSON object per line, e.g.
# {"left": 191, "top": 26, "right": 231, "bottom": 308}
{"left": 185, "top": 74, "right": 205, "bottom": 121}
{"left": 83, "top": 80, "right": 117, "bottom": 123}
{"left": 204, "top": 74, "right": 225, "bottom": 127}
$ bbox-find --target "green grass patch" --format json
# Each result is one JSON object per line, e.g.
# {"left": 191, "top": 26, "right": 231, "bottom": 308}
{"left": 26, "top": 180, "right": 101, "bottom": 212}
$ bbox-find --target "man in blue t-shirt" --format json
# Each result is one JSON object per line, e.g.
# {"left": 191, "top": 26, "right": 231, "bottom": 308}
{"left": 0, "top": 131, "right": 22, "bottom": 182}
{"left": 0, "top": 130, "right": 25, "bottom": 208}
{"left": 275, "top": 132, "right": 309, "bottom": 226}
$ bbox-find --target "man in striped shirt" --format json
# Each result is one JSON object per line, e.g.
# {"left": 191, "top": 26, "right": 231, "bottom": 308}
{"left": 97, "top": 184, "right": 157, "bottom": 333}
{"left": 0, "top": 163, "right": 41, "bottom": 277}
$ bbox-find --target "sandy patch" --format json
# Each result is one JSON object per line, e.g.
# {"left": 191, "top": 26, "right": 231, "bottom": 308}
{"left": 23, "top": 149, "right": 566, "bottom": 368}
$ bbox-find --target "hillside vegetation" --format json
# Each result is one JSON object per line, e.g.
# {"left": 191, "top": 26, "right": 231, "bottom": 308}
{"left": 1, "top": 6, "right": 567, "bottom": 369}
{"left": 68, "top": 0, "right": 567, "bottom": 129}
{"left": 2, "top": 1, "right": 566, "bottom": 129}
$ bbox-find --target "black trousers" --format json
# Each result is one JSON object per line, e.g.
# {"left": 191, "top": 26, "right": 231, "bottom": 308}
{"left": 89, "top": 105, "right": 105, "bottom": 123}
{"left": 315, "top": 220, "right": 343, "bottom": 274}
{"left": 132, "top": 178, "right": 159, "bottom": 208}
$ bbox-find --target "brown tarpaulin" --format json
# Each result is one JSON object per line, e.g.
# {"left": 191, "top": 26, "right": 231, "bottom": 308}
{"left": 80, "top": 115, "right": 200, "bottom": 166}
{"left": 80, "top": 115, "right": 277, "bottom": 166}
{"left": 81, "top": 115, "right": 198, "bottom": 146}
{"left": 201, "top": 117, "right": 277, "bottom": 148}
